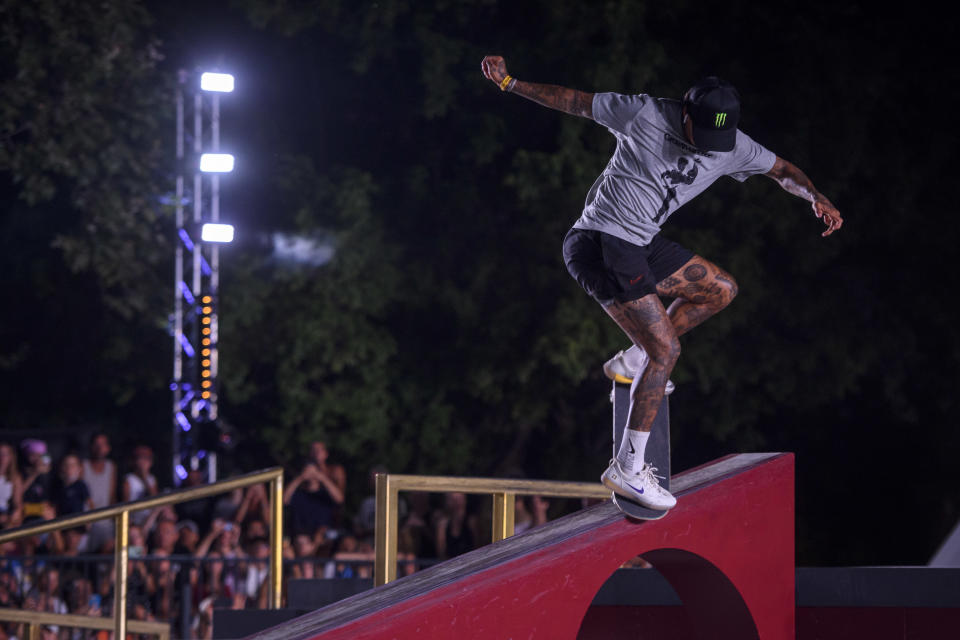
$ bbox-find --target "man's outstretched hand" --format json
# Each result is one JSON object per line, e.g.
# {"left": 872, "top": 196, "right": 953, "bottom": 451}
{"left": 481, "top": 56, "right": 510, "bottom": 86}
{"left": 766, "top": 157, "right": 844, "bottom": 237}
{"left": 813, "top": 200, "right": 843, "bottom": 237}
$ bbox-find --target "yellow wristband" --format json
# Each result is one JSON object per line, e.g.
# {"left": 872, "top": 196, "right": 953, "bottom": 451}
{"left": 499, "top": 75, "right": 513, "bottom": 92}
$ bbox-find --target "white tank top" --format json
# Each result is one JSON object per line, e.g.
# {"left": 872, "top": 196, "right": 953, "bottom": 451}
{"left": 82, "top": 459, "right": 115, "bottom": 508}
{"left": 0, "top": 476, "right": 13, "bottom": 513}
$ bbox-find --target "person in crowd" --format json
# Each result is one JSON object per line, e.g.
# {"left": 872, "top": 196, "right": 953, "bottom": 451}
{"left": 289, "top": 532, "right": 326, "bottom": 579}
{"left": 148, "top": 549, "right": 178, "bottom": 621}
{"left": 174, "top": 469, "right": 214, "bottom": 533}
{"left": 283, "top": 442, "right": 345, "bottom": 537}
{"left": 514, "top": 497, "right": 535, "bottom": 535}
{"left": 174, "top": 520, "right": 200, "bottom": 555}
{"left": 65, "top": 575, "right": 101, "bottom": 622}
{"left": 353, "top": 465, "right": 410, "bottom": 546}
{"left": 122, "top": 445, "right": 158, "bottom": 527}
{"left": 396, "top": 527, "right": 420, "bottom": 577}
{"left": 242, "top": 537, "right": 271, "bottom": 609}
{"left": 323, "top": 534, "right": 375, "bottom": 579}
{"left": 81, "top": 433, "right": 117, "bottom": 552}
{"left": 514, "top": 495, "right": 551, "bottom": 535}
{"left": 434, "top": 492, "right": 479, "bottom": 560}
{"left": 308, "top": 441, "right": 346, "bottom": 483}
{"left": 234, "top": 483, "right": 271, "bottom": 528}
{"left": 0, "top": 569, "right": 21, "bottom": 610}
{"left": 170, "top": 518, "right": 203, "bottom": 615}
{"left": 196, "top": 518, "right": 246, "bottom": 605}
{"left": 19, "top": 439, "right": 52, "bottom": 523}
{"left": 128, "top": 524, "right": 147, "bottom": 559}
{"left": 0, "top": 442, "right": 23, "bottom": 529}
{"left": 399, "top": 492, "right": 437, "bottom": 560}
{"left": 23, "top": 566, "right": 67, "bottom": 616}
{"left": 241, "top": 520, "right": 269, "bottom": 548}
{"left": 113, "top": 541, "right": 154, "bottom": 623}
{"left": 211, "top": 486, "right": 244, "bottom": 524}
{"left": 58, "top": 527, "right": 90, "bottom": 559}
{"left": 52, "top": 454, "right": 93, "bottom": 517}
{"left": 150, "top": 519, "right": 179, "bottom": 556}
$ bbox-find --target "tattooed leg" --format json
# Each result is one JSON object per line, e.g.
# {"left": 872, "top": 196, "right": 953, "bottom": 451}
{"left": 604, "top": 294, "right": 681, "bottom": 432}
{"left": 656, "top": 256, "right": 738, "bottom": 336}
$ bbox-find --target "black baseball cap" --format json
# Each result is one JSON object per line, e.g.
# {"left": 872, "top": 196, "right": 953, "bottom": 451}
{"left": 683, "top": 77, "right": 741, "bottom": 152}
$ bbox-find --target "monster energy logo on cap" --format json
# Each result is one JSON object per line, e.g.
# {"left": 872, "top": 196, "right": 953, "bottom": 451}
{"left": 685, "top": 76, "right": 740, "bottom": 151}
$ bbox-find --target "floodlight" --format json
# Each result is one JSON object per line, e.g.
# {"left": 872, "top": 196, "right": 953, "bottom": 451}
{"left": 201, "top": 223, "right": 235, "bottom": 243}
{"left": 201, "top": 72, "right": 235, "bottom": 93}
{"left": 199, "top": 153, "right": 234, "bottom": 172}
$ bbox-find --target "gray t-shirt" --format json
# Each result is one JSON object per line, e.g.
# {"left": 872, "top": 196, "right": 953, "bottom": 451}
{"left": 573, "top": 92, "right": 776, "bottom": 247}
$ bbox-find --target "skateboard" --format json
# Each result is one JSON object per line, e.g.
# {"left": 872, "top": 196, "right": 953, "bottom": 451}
{"left": 610, "top": 381, "right": 671, "bottom": 520}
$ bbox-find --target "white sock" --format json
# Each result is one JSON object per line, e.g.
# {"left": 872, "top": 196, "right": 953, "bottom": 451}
{"left": 616, "top": 429, "right": 650, "bottom": 474}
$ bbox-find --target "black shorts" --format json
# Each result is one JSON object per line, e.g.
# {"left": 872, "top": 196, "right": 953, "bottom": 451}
{"left": 562, "top": 228, "right": 695, "bottom": 305}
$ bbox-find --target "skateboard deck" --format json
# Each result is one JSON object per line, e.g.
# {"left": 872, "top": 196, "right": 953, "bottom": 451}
{"left": 610, "top": 381, "right": 671, "bottom": 520}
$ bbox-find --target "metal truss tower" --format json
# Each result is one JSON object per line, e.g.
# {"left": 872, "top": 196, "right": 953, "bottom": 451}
{"left": 171, "top": 70, "right": 234, "bottom": 485}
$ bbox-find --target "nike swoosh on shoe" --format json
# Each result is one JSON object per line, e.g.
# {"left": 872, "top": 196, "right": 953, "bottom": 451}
{"left": 625, "top": 482, "right": 645, "bottom": 495}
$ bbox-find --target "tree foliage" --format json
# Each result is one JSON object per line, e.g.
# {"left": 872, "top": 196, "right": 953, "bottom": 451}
{"left": 0, "top": 0, "right": 171, "bottom": 432}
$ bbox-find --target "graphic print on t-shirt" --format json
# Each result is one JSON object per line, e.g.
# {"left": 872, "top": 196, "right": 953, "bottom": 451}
{"left": 656, "top": 156, "right": 699, "bottom": 222}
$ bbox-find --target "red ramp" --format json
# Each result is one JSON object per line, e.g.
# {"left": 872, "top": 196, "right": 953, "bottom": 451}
{"left": 250, "top": 452, "right": 794, "bottom": 640}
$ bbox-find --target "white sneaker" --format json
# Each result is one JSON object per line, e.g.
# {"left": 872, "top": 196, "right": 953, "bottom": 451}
{"left": 601, "top": 459, "right": 677, "bottom": 510}
{"left": 603, "top": 346, "right": 675, "bottom": 395}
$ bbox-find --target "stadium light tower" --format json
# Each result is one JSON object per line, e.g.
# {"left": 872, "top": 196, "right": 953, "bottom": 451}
{"left": 172, "top": 69, "right": 235, "bottom": 485}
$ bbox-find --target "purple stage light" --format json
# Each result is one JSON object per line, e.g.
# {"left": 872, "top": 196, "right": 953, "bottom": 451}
{"left": 179, "top": 281, "right": 195, "bottom": 305}
{"left": 176, "top": 411, "right": 191, "bottom": 431}
{"left": 175, "top": 465, "right": 188, "bottom": 481}
{"left": 179, "top": 334, "right": 195, "bottom": 358}
{"left": 178, "top": 228, "right": 195, "bottom": 251}
{"left": 179, "top": 390, "right": 195, "bottom": 410}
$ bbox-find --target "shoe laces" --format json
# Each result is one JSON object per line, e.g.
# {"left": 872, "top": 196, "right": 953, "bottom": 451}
{"left": 636, "top": 463, "right": 666, "bottom": 490}
{"left": 640, "top": 463, "right": 664, "bottom": 480}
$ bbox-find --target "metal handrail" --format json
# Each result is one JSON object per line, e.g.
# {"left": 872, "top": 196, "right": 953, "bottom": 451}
{"left": 0, "top": 607, "right": 170, "bottom": 640}
{"left": 373, "top": 474, "right": 611, "bottom": 585}
{"left": 0, "top": 466, "right": 283, "bottom": 638}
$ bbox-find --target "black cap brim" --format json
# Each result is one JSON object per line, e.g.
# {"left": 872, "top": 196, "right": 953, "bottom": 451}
{"left": 691, "top": 123, "right": 737, "bottom": 152}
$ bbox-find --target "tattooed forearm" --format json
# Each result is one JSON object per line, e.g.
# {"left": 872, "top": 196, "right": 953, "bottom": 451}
{"left": 766, "top": 157, "right": 832, "bottom": 206}
{"left": 510, "top": 81, "right": 594, "bottom": 119}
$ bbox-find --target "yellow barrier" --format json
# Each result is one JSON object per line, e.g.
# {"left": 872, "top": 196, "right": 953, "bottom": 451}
{"left": 0, "top": 467, "right": 284, "bottom": 638}
{"left": 374, "top": 474, "right": 611, "bottom": 585}
{"left": 0, "top": 607, "right": 170, "bottom": 640}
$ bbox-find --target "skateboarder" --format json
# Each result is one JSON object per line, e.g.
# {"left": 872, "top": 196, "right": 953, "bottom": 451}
{"left": 481, "top": 56, "right": 842, "bottom": 510}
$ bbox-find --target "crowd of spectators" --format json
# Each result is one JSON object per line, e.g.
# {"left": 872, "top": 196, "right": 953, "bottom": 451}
{"left": 0, "top": 434, "right": 554, "bottom": 639}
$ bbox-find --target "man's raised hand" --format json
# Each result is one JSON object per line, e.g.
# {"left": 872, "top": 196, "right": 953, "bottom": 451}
{"left": 481, "top": 55, "right": 510, "bottom": 86}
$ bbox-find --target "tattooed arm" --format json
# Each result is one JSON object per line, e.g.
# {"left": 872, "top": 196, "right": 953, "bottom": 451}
{"left": 481, "top": 55, "right": 593, "bottom": 119}
{"left": 765, "top": 156, "right": 843, "bottom": 237}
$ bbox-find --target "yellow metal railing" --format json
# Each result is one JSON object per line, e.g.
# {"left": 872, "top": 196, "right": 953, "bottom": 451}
{"left": 374, "top": 474, "right": 611, "bottom": 585}
{"left": 0, "top": 467, "right": 283, "bottom": 638}
{"left": 0, "top": 607, "right": 170, "bottom": 640}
